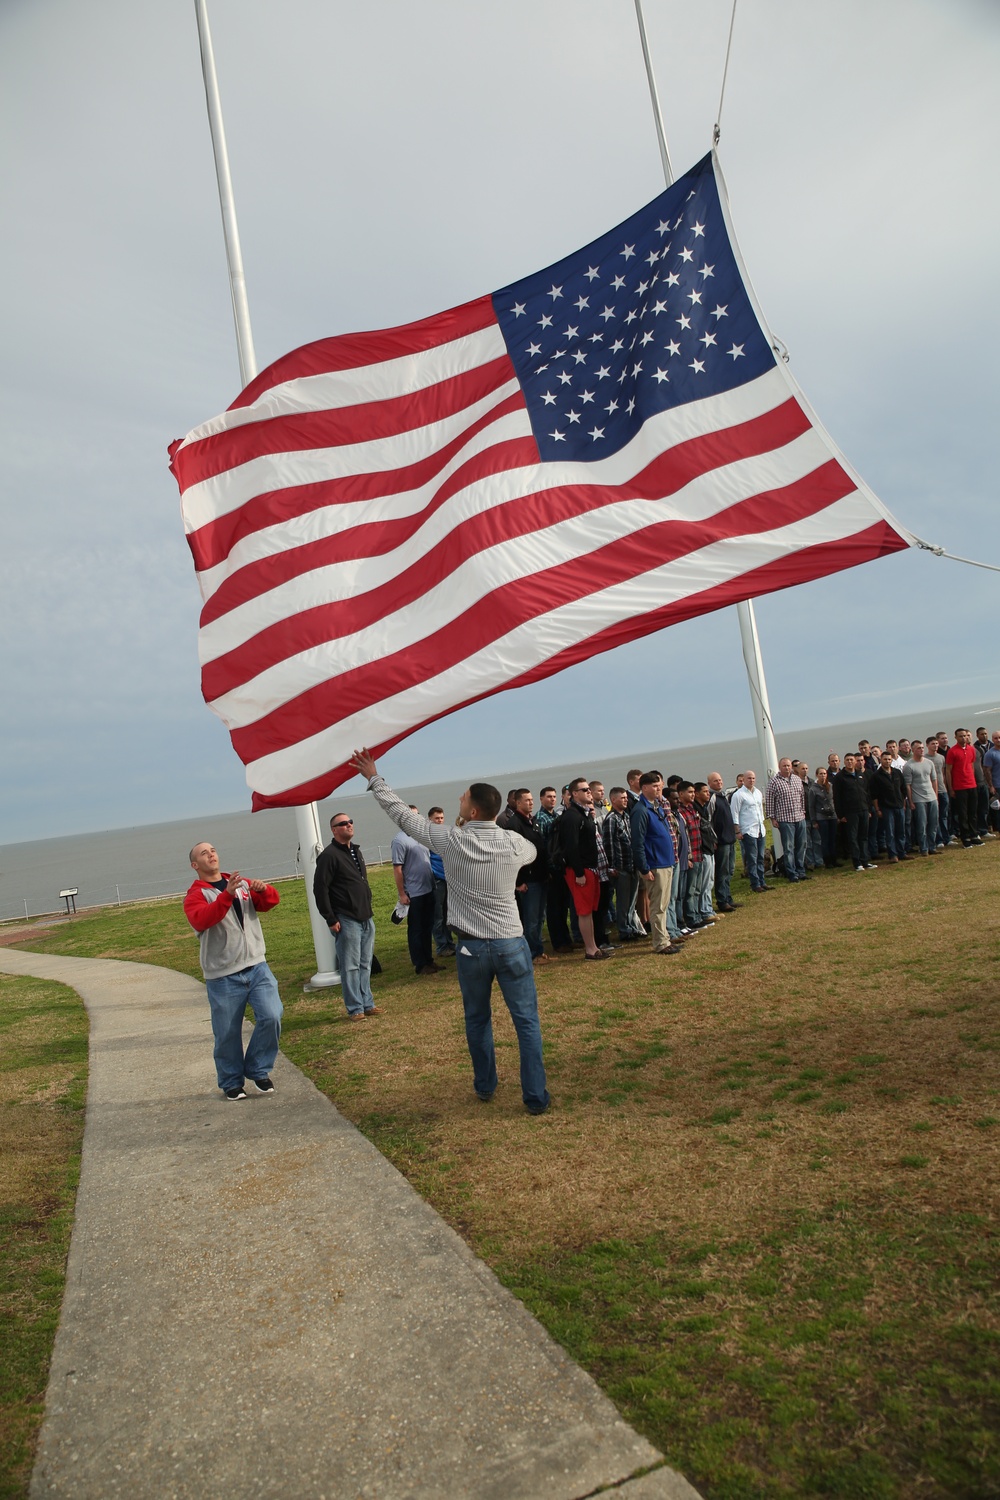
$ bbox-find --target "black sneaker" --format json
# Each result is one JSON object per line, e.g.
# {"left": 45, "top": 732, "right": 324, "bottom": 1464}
{"left": 251, "top": 1077, "right": 275, "bottom": 1095}
{"left": 475, "top": 1089, "right": 495, "bottom": 1102}
{"left": 223, "top": 1086, "right": 247, "bottom": 1101}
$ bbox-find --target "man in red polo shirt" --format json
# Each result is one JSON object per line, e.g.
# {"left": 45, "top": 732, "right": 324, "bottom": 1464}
{"left": 945, "top": 728, "right": 983, "bottom": 848}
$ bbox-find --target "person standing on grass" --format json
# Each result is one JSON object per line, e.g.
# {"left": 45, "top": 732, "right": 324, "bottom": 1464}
{"left": 427, "top": 807, "right": 457, "bottom": 958}
{"left": 509, "top": 789, "right": 549, "bottom": 964}
{"left": 351, "top": 749, "right": 550, "bottom": 1115}
{"left": 392, "top": 806, "right": 439, "bottom": 974}
{"left": 730, "top": 770, "right": 770, "bottom": 893}
{"left": 833, "top": 753, "right": 876, "bottom": 873}
{"left": 630, "top": 772, "right": 678, "bottom": 954}
{"left": 707, "top": 771, "right": 739, "bottom": 911}
{"left": 902, "top": 742, "right": 939, "bottom": 856}
{"left": 184, "top": 843, "right": 282, "bottom": 1101}
{"left": 765, "top": 758, "right": 808, "bottom": 882}
{"left": 868, "top": 752, "right": 909, "bottom": 863}
{"left": 946, "top": 728, "right": 983, "bottom": 848}
{"left": 313, "top": 813, "right": 381, "bottom": 1021}
{"left": 560, "top": 778, "right": 612, "bottom": 961}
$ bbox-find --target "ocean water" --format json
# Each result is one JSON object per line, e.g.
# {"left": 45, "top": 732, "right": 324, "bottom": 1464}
{"left": 1, "top": 700, "right": 993, "bottom": 921}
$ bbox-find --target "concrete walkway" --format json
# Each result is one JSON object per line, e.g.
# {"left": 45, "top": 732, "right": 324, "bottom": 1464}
{"left": 2, "top": 949, "right": 701, "bottom": 1500}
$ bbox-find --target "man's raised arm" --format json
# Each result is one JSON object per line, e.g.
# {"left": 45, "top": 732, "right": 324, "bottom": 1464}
{"left": 351, "top": 749, "right": 448, "bottom": 853}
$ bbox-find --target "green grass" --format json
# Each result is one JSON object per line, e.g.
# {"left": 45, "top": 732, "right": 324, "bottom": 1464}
{"left": 6, "top": 846, "right": 1000, "bottom": 1499}
{"left": 0, "top": 975, "right": 87, "bottom": 1499}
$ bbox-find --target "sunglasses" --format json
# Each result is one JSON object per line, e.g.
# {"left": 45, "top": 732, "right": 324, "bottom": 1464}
{"left": 332, "top": 819, "right": 354, "bottom": 829}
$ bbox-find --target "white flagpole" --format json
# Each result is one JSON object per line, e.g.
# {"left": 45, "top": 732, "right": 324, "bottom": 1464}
{"left": 632, "top": 0, "right": 780, "bottom": 792}
{"left": 193, "top": 0, "right": 339, "bottom": 987}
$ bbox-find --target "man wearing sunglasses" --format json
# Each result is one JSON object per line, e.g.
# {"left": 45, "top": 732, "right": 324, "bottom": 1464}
{"left": 314, "top": 813, "right": 380, "bottom": 1020}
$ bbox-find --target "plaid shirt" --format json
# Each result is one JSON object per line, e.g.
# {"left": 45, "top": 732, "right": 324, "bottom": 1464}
{"left": 765, "top": 772, "right": 806, "bottom": 823}
{"left": 602, "top": 809, "right": 634, "bottom": 874}
{"left": 679, "top": 804, "right": 703, "bottom": 863}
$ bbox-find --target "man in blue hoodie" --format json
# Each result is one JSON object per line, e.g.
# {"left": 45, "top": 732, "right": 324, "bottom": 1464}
{"left": 629, "top": 772, "right": 680, "bottom": 956}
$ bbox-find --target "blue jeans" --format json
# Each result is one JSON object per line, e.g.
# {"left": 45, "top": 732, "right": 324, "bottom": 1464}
{"left": 432, "top": 876, "right": 454, "bottom": 954}
{"left": 741, "top": 833, "right": 766, "bottom": 889}
{"left": 776, "top": 820, "right": 807, "bottom": 879}
{"left": 937, "top": 792, "right": 950, "bottom": 844}
{"left": 334, "top": 915, "right": 375, "bottom": 1016}
{"left": 881, "top": 805, "right": 906, "bottom": 859}
{"left": 205, "top": 962, "right": 282, "bottom": 1091}
{"left": 516, "top": 881, "right": 546, "bottom": 959}
{"left": 714, "top": 841, "right": 736, "bottom": 906}
{"left": 911, "top": 800, "right": 939, "bottom": 854}
{"left": 454, "top": 936, "right": 549, "bottom": 1110}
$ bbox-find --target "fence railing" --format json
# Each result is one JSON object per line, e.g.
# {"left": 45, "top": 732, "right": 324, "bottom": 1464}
{"left": 0, "top": 847, "right": 393, "bottom": 924}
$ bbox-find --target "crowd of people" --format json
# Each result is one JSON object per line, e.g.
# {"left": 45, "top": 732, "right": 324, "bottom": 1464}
{"left": 183, "top": 726, "right": 999, "bottom": 1107}
{"left": 405, "top": 725, "right": 1000, "bottom": 966}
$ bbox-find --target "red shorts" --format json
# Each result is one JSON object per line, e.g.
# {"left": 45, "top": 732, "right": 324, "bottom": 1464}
{"left": 565, "top": 867, "right": 601, "bottom": 915}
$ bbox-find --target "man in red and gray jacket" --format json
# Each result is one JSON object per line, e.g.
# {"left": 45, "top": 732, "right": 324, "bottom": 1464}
{"left": 184, "top": 842, "right": 283, "bottom": 1101}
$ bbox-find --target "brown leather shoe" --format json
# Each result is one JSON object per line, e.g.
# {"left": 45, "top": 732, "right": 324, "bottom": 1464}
{"left": 364, "top": 1006, "right": 383, "bottom": 1015}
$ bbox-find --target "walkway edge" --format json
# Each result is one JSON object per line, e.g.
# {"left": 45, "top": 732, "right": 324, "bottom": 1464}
{"left": 1, "top": 949, "right": 702, "bottom": 1500}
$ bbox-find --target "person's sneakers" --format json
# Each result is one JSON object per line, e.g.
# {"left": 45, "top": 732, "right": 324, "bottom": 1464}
{"left": 363, "top": 1006, "right": 383, "bottom": 1015}
{"left": 971, "top": 838, "right": 985, "bottom": 846}
{"left": 348, "top": 1011, "right": 365, "bottom": 1021}
{"left": 855, "top": 865, "right": 867, "bottom": 873}
{"left": 475, "top": 1089, "right": 495, "bottom": 1102}
{"left": 525, "top": 1099, "right": 550, "bottom": 1116}
{"left": 584, "top": 949, "right": 609, "bottom": 960}
{"left": 864, "top": 863, "right": 878, "bottom": 870}
{"left": 417, "top": 962, "right": 442, "bottom": 975}
{"left": 599, "top": 943, "right": 616, "bottom": 953}
{"left": 438, "top": 945, "right": 457, "bottom": 957}
{"left": 250, "top": 1077, "right": 275, "bottom": 1094}
{"left": 223, "top": 1086, "right": 247, "bottom": 1101}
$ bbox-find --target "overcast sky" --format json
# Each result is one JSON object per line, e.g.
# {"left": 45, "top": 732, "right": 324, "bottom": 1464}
{"left": 2, "top": 0, "right": 998, "bottom": 843}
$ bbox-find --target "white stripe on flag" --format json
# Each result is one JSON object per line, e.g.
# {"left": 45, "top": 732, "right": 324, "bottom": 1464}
{"left": 175, "top": 324, "right": 509, "bottom": 446}
{"left": 243, "top": 491, "right": 879, "bottom": 796}
{"left": 201, "top": 424, "right": 836, "bottom": 695}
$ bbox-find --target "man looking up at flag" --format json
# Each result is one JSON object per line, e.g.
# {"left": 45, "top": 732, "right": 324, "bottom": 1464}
{"left": 184, "top": 843, "right": 282, "bottom": 1100}
{"left": 350, "top": 749, "right": 550, "bottom": 1116}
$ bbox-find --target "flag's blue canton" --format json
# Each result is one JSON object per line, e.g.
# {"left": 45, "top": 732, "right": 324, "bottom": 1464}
{"left": 492, "top": 154, "right": 775, "bottom": 463}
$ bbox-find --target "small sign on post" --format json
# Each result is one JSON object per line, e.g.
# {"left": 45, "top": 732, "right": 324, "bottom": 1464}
{"left": 59, "top": 888, "right": 79, "bottom": 916}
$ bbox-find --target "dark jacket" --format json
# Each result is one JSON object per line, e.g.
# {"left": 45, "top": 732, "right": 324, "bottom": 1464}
{"left": 558, "top": 800, "right": 599, "bottom": 877}
{"left": 509, "top": 809, "right": 548, "bottom": 883}
{"left": 697, "top": 800, "right": 718, "bottom": 855}
{"left": 710, "top": 791, "right": 736, "bottom": 845}
{"left": 833, "top": 768, "right": 869, "bottom": 818}
{"left": 313, "top": 840, "right": 374, "bottom": 926}
{"left": 868, "top": 767, "right": 905, "bottom": 812}
{"left": 806, "top": 781, "right": 836, "bottom": 821}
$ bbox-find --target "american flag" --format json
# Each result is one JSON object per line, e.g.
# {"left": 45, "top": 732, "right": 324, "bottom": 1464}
{"left": 170, "top": 152, "right": 912, "bottom": 811}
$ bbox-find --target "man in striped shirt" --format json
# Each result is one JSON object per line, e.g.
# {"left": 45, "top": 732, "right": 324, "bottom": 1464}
{"left": 351, "top": 749, "right": 550, "bottom": 1115}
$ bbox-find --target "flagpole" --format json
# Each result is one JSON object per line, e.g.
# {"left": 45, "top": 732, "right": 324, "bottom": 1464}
{"left": 632, "top": 0, "right": 780, "bottom": 792}
{"left": 193, "top": 0, "right": 339, "bottom": 988}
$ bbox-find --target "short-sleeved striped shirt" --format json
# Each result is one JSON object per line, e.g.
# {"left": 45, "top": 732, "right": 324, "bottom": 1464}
{"left": 368, "top": 777, "right": 535, "bottom": 940}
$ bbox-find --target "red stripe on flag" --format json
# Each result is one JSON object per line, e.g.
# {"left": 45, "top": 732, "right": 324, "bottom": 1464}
{"left": 200, "top": 396, "right": 809, "bottom": 625}
{"left": 200, "top": 397, "right": 812, "bottom": 680}
{"left": 187, "top": 392, "right": 530, "bottom": 576}
{"left": 173, "top": 355, "right": 515, "bottom": 491}
{"left": 225, "top": 457, "right": 855, "bottom": 759}
{"left": 249, "top": 519, "right": 908, "bottom": 810}
{"left": 229, "top": 295, "right": 498, "bottom": 409}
